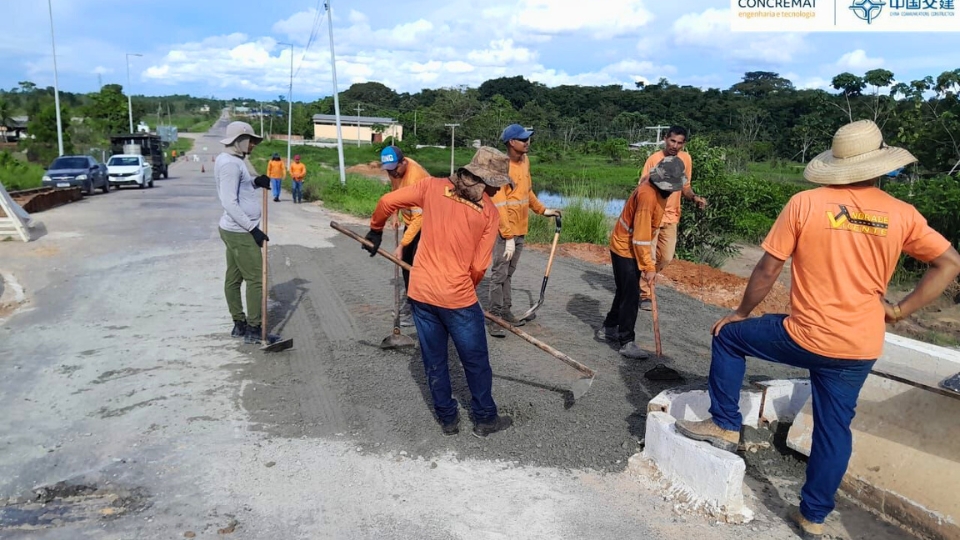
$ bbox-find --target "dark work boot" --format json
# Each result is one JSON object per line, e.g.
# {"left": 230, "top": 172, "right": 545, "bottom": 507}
{"left": 501, "top": 310, "right": 525, "bottom": 327}
{"left": 472, "top": 415, "right": 513, "bottom": 438}
{"left": 244, "top": 325, "right": 280, "bottom": 345}
{"left": 231, "top": 320, "right": 247, "bottom": 339}
{"left": 440, "top": 414, "right": 460, "bottom": 436}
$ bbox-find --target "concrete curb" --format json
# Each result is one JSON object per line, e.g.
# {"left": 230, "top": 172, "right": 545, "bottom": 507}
{"left": 0, "top": 270, "right": 27, "bottom": 322}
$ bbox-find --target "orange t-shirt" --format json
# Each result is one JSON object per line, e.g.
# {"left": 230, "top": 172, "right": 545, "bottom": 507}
{"left": 609, "top": 183, "right": 667, "bottom": 272}
{"left": 371, "top": 177, "right": 499, "bottom": 309}
{"left": 391, "top": 157, "right": 430, "bottom": 246}
{"left": 290, "top": 162, "right": 306, "bottom": 181}
{"left": 267, "top": 159, "right": 286, "bottom": 179}
{"left": 640, "top": 150, "right": 692, "bottom": 224}
{"left": 762, "top": 185, "right": 951, "bottom": 360}
{"left": 491, "top": 155, "right": 546, "bottom": 238}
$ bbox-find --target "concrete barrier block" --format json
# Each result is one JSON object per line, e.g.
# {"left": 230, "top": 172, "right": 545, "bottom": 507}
{"left": 640, "top": 411, "right": 751, "bottom": 521}
{"left": 786, "top": 395, "right": 814, "bottom": 456}
{"left": 648, "top": 388, "right": 763, "bottom": 429}
{"left": 753, "top": 379, "right": 811, "bottom": 426}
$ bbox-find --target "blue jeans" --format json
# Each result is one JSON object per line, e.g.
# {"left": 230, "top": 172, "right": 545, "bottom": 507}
{"left": 708, "top": 314, "right": 875, "bottom": 523}
{"left": 409, "top": 299, "right": 498, "bottom": 425}
{"left": 270, "top": 178, "right": 281, "bottom": 199}
{"left": 292, "top": 180, "right": 303, "bottom": 201}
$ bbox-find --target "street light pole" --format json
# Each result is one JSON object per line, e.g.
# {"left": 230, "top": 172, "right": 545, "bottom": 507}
{"left": 278, "top": 42, "right": 294, "bottom": 170}
{"left": 326, "top": 0, "right": 346, "bottom": 186}
{"left": 355, "top": 104, "right": 363, "bottom": 147}
{"left": 444, "top": 123, "right": 459, "bottom": 176}
{"left": 126, "top": 53, "right": 142, "bottom": 133}
{"left": 47, "top": 0, "right": 64, "bottom": 156}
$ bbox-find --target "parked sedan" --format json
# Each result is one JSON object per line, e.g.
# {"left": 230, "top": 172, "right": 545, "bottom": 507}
{"left": 41, "top": 155, "right": 110, "bottom": 195}
{"left": 107, "top": 154, "right": 153, "bottom": 189}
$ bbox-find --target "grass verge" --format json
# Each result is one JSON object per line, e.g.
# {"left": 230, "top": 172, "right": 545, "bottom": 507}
{"left": 0, "top": 152, "right": 45, "bottom": 191}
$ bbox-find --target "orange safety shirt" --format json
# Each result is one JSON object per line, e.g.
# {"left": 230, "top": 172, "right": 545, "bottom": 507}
{"left": 762, "top": 185, "right": 951, "bottom": 360}
{"left": 267, "top": 159, "right": 286, "bottom": 179}
{"left": 290, "top": 162, "right": 306, "bottom": 181}
{"left": 491, "top": 155, "right": 545, "bottom": 239}
{"left": 390, "top": 157, "right": 430, "bottom": 246}
{"left": 371, "top": 177, "right": 499, "bottom": 309}
{"left": 639, "top": 150, "right": 693, "bottom": 225}
{"left": 609, "top": 183, "right": 667, "bottom": 272}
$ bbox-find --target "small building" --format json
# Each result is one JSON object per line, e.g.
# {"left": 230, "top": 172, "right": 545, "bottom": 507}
{"left": 0, "top": 116, "right": 28, "bottom": 142}
{"left": 312, "top": 114, "right": 402, "bottom": 143}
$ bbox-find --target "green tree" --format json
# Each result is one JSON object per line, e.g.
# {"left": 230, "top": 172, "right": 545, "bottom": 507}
{"left": 86, "top": 84, "right": 134, "bottom": 135}
{"left": 22, "top": 102, "right": 72, "bottom": 164}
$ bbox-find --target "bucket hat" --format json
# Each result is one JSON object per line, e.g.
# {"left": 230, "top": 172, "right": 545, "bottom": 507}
{"left": 220, "top": 121, "right": 263, "bottom": 146}
{"left": 649, "top": 155, "right": 686, "bottom": 192}
{"left": 804, "top": 120, "right": 916, "bottom": 185}
{"left": 462, "top": 147, "right": 512, "bottom": 187}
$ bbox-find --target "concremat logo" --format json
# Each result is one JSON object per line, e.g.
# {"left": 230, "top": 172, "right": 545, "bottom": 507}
{"left": 731, "top": 0, "right": 957, "bottom": 30}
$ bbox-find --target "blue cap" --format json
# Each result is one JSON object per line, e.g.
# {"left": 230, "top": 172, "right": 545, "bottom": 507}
{"left": 500, "top": 124, "right": 533, "bottom": 143}
{"left": 380, "top": 145, "right": 404, "bottom": 170}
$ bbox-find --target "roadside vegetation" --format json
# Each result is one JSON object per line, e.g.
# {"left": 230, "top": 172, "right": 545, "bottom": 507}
{"left": 0, "top": 152, "right": 44, "bottom": 191}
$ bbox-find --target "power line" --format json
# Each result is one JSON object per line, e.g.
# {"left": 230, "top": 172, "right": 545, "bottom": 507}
{"left": 293, "top": 0, "right": 327, "bottom": 79}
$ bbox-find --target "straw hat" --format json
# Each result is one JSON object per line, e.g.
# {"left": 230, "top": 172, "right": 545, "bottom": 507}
{"left": 803, "top": 120, "right": 916, "bottom": 185}
{"left": 462, "top": 146, "right": 512, "bottom": 187}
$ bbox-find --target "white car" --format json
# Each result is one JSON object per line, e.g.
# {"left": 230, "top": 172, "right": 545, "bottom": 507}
{"left": 107, "top": 154, "right": 153, "bottom": 189}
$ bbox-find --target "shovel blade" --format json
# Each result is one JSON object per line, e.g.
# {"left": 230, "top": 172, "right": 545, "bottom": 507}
{"left": 569, "top": 376, "right": 594, "bottom": 402}
{"left": 261, "top": 338, "right": 293, "bottom": 353}
{"left": 380, "top": 334, "right": 417, "bottom": 349}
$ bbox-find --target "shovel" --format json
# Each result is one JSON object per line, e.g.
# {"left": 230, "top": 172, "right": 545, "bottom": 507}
{"left": 260, "top": 188, "right": 293, "bottom": 353}
{"left": 519, "top": 214, "right": 561, "bottom": 322}
{"left": 331, "top": 221, "right": 596, "bottom": 402}
{"left": 380, "top": 216, "right": 416, "bottom": 350}
{"left": 645, "top": 282, "right": 681, "bottom": 381}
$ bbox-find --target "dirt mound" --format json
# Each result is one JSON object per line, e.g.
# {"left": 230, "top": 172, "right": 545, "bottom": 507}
{"left": 527, "top": 242, "right": 791, "bottom": 316}
{"left": 347, "top": 161, "right": 388, "bottom": 182}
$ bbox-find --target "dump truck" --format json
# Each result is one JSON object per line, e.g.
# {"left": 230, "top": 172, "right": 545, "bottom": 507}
{"left": 109, "top": 133, "right": 168, "bottom": 180}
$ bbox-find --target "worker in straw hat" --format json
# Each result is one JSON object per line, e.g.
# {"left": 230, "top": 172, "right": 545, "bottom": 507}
{"left": 673, "top": 120, "right": 960, "bottom": 538}
{"left": 362, "top": 146, "right": 515, "bottom": 439}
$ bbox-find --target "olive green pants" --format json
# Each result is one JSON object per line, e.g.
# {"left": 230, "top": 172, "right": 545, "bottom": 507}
{"left": 219, "top": 228, "right": 262, "bottom": 327}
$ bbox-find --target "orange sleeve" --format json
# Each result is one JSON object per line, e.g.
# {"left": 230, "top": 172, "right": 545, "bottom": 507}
{"left": 639, "top": 154, "right": 657, "bottom": 184}
{"left": 902, "top": 206, "right": 952, "bottom": 263}
{"left": 470, "top": 205, "right": 499, "bottom": 286}
{"left": 632, "top": 194, "right": 656, "bottom": 272}
{"left": 682, "top": 153, "right": 693, "bottom": 185}
{"left": 371, "top": 180, "right": 428, "bottom": 231}
{"left": 528, "top": 189, "right": 546, "bottom": 215}
{"left": 492, "top": 187, "right": 512, "bottom": 239}
{"left": 401, "top": 211, "right": 422, "bottom": 246}
{"left": 760, "top": 195, "right": 802, "bottom": 261}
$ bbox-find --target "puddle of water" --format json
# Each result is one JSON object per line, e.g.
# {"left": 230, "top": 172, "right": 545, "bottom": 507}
{"left": 535, "top": 191, "right": 625, "bottom": 218}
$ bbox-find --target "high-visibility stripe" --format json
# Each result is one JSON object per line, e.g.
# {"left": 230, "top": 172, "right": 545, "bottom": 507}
{"left": 632, "top": 240, "right": 652, "bottom": 246}
{"left": 402, "top": 208, "right": 423, "bottom": 215}
{"left": 494, "top": 198, "right": 529, "bottom": 208}
{"left": 618, "top": 217, "right": 633, "bottom": 233}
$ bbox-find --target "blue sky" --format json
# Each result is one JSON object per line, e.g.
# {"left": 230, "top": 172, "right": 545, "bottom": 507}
{"left": 2, "top": 0, "right": 956, "bottom": 101}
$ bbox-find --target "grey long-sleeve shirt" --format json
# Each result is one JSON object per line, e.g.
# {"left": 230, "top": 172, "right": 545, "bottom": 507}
{"left": 215, "top": 153, "right": 261, "bottom": 233}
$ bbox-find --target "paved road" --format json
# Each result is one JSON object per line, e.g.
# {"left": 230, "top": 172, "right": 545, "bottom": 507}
{"left": 0, "top": 122, "right": 907, "bottom": 539}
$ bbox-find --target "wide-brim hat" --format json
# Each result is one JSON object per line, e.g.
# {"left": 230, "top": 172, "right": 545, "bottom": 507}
{"left": 461, "top": 146, "right": 512, "bottom": 187}
{"left": 804, "top": 120, "right": 917, "bottom": 185}
{"left": 220, "top": 121, "right": 263, "bottom": 146}
{"left": 650, "top": 155, "right": 686, "bottom": 193}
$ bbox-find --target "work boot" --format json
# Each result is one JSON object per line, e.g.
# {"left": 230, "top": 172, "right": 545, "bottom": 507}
{"left": 440, "top": 414, "right": 460, "bottom": 436}
{"left": 244, "top": 325, "right": 280, "bottom": 345}
{"left": 501, "top": 310, "right": 525, "bottom": 327}
{"left": 674, "top": 418, "right": 740, "bottom": 453}
{"left": 472, "top": 415, "right": 513, "bottom": 438}
{"left": 487, "top": 321, "right": 506, "bottom": 338}
{"left": 595, "top": 325, "right": 617, "bottom": 343}
{"left": 231, "top": 320, "right": 247, "bottom": 339}
{"left": 619, "top": 341, "right": 650, "bottom": 359}
{"left": 788, "top": 507, "right": 824, "bottom": 539}
{"left": 640, "top": 298, "right": 653, "bottom": 311}
{"left": 273, "top": 197, "right": 280, "bottom": 202}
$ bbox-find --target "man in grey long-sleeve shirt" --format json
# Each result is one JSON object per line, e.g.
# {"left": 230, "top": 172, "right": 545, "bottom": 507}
{"left": 216, "top": 121, "right": 273, "bottom": 344}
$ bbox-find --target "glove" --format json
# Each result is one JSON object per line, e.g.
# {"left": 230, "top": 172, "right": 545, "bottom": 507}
{"left": 543, "top": 208, "right": 561, "bottom": 217}
{"left": 253, "top": 175, "right": 271, "bottom": 189}
{"left": 503, "top": 237, "right": 516, "bottom": 261}
{"left": 250, "top": 226, "right": 269, "bottom": 247}
{"left": 362, "top": 229, "right": 383, "bottom": 257}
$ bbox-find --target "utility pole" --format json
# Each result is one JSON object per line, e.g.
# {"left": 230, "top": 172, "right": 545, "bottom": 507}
{"left": 445, "top": 123, "right": 459, "bottom": 176}
{"left": 278, "top": 42, "right": 294, "bottom": 169}
{"left": 355, "top": 104, "right": 363, "bottom": 147}
{"left": 413, "top": 109, "right": 417, "bottom": 136}
{"left": 126, "top": 53, "right": 142, "bottom": 133}
{"left": 326, "top": 0, "right": 346, "bottom": 186}
{"left": 47, "top": 0, "right": 64, "bottom": 156}
{"left": 645, "top": 124, "right": 670, "bottom": 145}
{"left": 259, "top": 102, "right": 264, "bottom": 137}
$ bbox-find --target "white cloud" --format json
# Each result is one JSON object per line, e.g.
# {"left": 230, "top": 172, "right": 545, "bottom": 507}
{"left": 516, "top": 0, "right": 653, "bottom": 38}
{"left": 835, "top": 49, "right": 884, "bottom": 71}
{"left": 672, "top": 8, "right": 807, "bottom": 64}
{"left": 467, "top": 40, "right": 537, "bottom": 66}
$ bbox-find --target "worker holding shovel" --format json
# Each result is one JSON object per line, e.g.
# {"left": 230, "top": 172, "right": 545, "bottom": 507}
{"left": 597, "top": 156, "right": 687, "bottom": 359}
{"left": 486, "top": 124, "right": 560, "bottom": 337}
{"left": 362, "top": 147, "right": 514, "bottom": 438}
{"left": 214, "top": 121, "right": 277, "bottom": 345}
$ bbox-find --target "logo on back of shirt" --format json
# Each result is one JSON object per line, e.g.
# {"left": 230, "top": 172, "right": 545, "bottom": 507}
{"left": 825, "top": 204, "right": 889, "bottom": 237}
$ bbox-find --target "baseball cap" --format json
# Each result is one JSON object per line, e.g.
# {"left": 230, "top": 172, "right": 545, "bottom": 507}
{"left": 294, "top": 154, "right": 300, "bottom": 160}
{"left": 380, "top": 145, "right": 404, "bottom": 170}
{"left": 650, "top": 155, "right": 687, "bottom": 193}
{"left": 500, "top": 124, "right": 533, "bottom": 143}
{"left": 272, "top": 152, "right": 280, "bottom": 158}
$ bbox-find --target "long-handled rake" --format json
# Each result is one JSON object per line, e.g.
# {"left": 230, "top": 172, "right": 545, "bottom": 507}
{"left": 331, "top": 221, "right": 596, "bottom": 402}
{"left": 519, "top": 214, "right": 561, "bottom": 323}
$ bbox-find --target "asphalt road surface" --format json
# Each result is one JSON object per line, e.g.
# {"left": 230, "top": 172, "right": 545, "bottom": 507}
{"left": 0, "top": 121, "right": 908, "bottom": 539}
